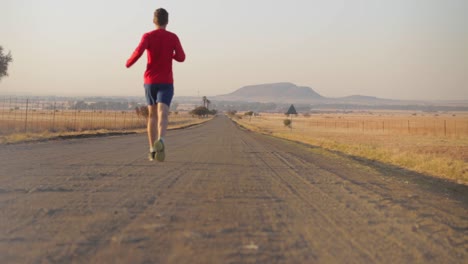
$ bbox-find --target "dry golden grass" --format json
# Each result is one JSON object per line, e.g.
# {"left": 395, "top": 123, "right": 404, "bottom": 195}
{"left": 1, "top": 109, "right": 155, "bottom": 134}
{"left": 233, "top": 112, "right": 468, "bottom": 184}
{"left": 0, "top": 113, "right": 212, "bottom": 144}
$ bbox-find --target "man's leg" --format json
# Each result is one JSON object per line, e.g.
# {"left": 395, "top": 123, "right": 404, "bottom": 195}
{"left": 157, "top": 103, "right": 170, "bottom": 139}
{"left": 154, "top": 103, "right": 169, "bottom": 162}
{"left": 147, "top": 104, "right": 158, "bottom": 151}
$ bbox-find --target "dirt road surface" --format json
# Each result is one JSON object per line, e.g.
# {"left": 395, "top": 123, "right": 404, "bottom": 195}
{"left": 0, "top": 116, "right": 467, "bottom": 263}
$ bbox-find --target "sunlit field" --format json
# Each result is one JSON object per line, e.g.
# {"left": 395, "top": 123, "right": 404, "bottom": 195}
{"left": 0, "top": 102, "right": 208, "bottom": 144}
{"left": 233, "top": 111, "right": 468, "bottom": 184}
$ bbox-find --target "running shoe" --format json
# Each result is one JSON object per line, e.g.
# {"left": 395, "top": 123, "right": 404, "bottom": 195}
{"left": 148, "top": 151, "right": 156, "bottom": 161}
{"left": 154, "top": 139, "right": 165, "bottom": 162}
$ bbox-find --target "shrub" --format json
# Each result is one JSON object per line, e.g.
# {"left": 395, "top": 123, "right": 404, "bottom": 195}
{"left": 190, "top": 106, "right": 210, "bottom": 117}
{"left": 283, "top": 119, "right": 292, "bottom": 127}
{"left": 136, "top": 106, "right": 148, "bottom": 119}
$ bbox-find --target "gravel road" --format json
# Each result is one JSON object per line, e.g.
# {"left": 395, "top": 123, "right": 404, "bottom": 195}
{"left": 0, "top": 115, "right": 466, "bottom": 263}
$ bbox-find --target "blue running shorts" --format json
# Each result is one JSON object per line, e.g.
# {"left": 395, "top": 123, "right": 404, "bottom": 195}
{"left": 144, "top": 83, "right": 174, "bottom": 107}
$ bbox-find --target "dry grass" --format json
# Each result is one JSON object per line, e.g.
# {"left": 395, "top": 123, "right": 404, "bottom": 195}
{"left": 0, "top": 114, "right": 212, "bottom": 144}
{"left": 233, "top": 112, "right": 468, "bottom": 184}
{"left": 1, "top": 109, "right": 154, "bottom": 134}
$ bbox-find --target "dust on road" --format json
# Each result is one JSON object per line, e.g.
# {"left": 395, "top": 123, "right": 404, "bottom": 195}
{"left": 0, "top": 116, "right": 467, "bottom": 263}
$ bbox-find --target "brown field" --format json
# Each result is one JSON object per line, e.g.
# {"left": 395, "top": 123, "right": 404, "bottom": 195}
{"left": 0, "top": 108, "right": 209, "bottom": 144}
{"left": 0, "top": 109, "right": 145, "bottom": 134}
{"left": 233, "top": 111, "right": 468, "bottom": 184}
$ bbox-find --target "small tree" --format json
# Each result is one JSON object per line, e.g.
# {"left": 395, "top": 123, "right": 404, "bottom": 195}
{"left": 190, "top": 106, "right": 210, "bottom": 117}
{"left": 136, "top": 106, "right": 148, "bottom": 119}
{"left": 283, "top": 119, "right": 292, "bottom": 128}
{"left": 244, "top": 111, "right": 254, "bottom": 121}
{"left": 0, "top": 46, "right": 13, "bottom": 81}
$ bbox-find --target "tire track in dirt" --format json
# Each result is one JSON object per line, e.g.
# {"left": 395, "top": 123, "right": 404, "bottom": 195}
{"left": 266, "top": 142, "right": 468, "bottom": 258}
{"left": 241, "top": 128, "right": 467, "bottom": 262}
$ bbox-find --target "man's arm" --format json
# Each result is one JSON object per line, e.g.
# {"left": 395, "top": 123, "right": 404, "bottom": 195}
{"left": 173, "top": 36, "right": 185, "bottom": 62}
{"left": 126, "top": 34, "right": 148, "bottom": 68}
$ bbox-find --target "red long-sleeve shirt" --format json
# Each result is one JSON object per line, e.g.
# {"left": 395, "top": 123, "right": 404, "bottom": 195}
{"left": 126, "top": 29, "right": 185, "bottom": 84}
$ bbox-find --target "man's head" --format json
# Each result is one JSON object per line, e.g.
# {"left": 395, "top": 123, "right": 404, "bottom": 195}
{"left": 154, "top": 8, "right": 169, "bottom": 27}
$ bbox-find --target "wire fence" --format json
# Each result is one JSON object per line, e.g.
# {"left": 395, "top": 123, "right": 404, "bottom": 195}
{"left": 298, "top": 118, "right": 467, "bottom": 137}
{"left": 0, "top": 97, "right": 186, "bottom": 135}
{"left": 238, "top": 113, "right": 468, "bottom": 137}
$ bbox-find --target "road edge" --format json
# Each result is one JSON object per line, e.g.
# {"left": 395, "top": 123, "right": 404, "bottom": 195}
{"left": 1, "top": 117, "right": 214, "bottom": 145}
{"left": 228, "top": 115, "right": 468, "bottom": 187}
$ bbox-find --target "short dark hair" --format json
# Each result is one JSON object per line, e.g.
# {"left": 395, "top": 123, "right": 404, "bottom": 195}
{"left": 154, "top": 8, "right": 169, "bottom": 26}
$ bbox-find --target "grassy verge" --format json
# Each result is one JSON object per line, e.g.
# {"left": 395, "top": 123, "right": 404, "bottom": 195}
{"left": 231, "top": 115, "right": 467, "bottom": 185}
{"left": 0, "top": 116, "right": 213, "bottom": 144}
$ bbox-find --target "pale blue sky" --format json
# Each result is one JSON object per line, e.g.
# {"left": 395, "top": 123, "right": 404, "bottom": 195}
{"left": 1, "top": 0, "right": 467, "bottom": 100}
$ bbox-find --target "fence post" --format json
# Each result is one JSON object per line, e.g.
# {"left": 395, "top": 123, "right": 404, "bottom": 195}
{"left": 13, "top": 98, "right": 17, "bottom": 130}
{"left": 73, "top": 105, "right": 78, "bottom": 131}
{"left": 91, "top": 107, "right": 94, "bottom": 130}
{"left": 289, "top": 115, "right": 293, "bottom": 132}
{"left": 123, "top": 111, "right": 126, "bottom": 129}
{"left": 24, "top": 99, "right": 29, "bottom": 133}
{"left": 382, "top": 121, "right": 385, "bottom": 132}
{"left": 114, "top": 111, "right": 118, "bottom": 129}
{"left": 52, "top": 101, "right": 56, "bottom": 131}
{"left": 7, "top": 97, "right": 11, "bottom": 131}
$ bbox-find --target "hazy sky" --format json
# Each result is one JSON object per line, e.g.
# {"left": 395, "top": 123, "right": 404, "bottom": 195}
{"left": 1, "top": 0, "right": 467, "bottom": 100}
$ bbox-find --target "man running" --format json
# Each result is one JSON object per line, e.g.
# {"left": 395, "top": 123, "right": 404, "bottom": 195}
{"left": 126, "top": 8, "right": 185, "bottom": 161}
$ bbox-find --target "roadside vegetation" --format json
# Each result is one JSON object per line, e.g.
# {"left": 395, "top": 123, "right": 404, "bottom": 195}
{"left": 190, "top": 106, "right": 217, "bottom": 117}
{"left": 231, "top": 112, "right": 468, "bottom": 184}
{"left": 190, "top": 96, "right": 218, "bottom": 117}
{"left": 0, "top": 109, "right": 210, "bottom": 144}
{"left": 0, "top": 45, "right": 13, "bottom": 81}
{"left": 0, "top": 96, "right": 217, "bottom": 144}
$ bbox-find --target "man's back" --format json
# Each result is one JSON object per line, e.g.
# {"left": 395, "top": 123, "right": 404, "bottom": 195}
{"left": 126, "top": 29, "right": 185, "bottom": 84}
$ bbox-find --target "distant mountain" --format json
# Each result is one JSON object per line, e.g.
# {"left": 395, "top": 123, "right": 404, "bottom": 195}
{"left": 213, "top": 82, "right": 429, "bottom": 106}
{"left": 332, "top": 95, "right": 398, "bottom": 105}
{"left": 214, "top": 82, "right": 323, "bottom": 103}
{"left": 339, "top": 95, "right": 380, "bottom": 101}
{"left": 178, "top": 82, "right": 468, "bottom": 111}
